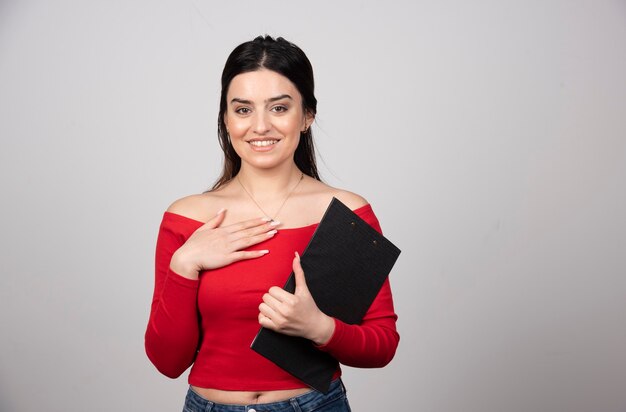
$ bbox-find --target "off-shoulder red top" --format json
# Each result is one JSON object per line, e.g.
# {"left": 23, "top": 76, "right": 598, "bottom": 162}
{"left": 145, "top": 204, "right": 399, "bottom": 390}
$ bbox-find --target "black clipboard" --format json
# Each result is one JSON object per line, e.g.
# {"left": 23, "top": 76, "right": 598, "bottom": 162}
{"left": 250, "top": 198, "right": 401, "bottom": 393}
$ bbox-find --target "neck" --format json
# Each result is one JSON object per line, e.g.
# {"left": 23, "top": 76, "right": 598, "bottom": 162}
{"left": 236, "top": 163, "right": 303, "bottom": 200}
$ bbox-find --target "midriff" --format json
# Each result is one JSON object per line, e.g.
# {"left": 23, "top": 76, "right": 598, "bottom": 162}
{"left": 191, "top": 386, "right": 312, "bottom": 405}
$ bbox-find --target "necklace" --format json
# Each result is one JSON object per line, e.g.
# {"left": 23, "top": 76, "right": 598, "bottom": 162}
{"left": 237, "top": 172, "right": 304, "bottom": 222}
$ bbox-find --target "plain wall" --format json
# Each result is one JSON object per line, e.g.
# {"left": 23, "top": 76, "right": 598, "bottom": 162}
{"left": 1, "top": 1, "right": 625, "bottom": 411}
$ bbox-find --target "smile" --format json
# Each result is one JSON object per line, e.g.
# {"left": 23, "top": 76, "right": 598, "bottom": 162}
{"left": 249, "top": 140, "right": 279, "bottom": 147}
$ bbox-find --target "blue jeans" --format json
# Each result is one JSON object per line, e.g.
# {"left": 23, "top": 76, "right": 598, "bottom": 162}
{"left": 183, "top": 379, "right": 351, "bottom": 412}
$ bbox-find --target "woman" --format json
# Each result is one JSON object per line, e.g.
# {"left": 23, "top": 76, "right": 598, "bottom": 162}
{"left": 145, "top": 35, "right": 399, "bottom": 412}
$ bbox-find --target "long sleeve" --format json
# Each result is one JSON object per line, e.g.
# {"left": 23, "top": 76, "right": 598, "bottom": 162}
{"left": 144, "top": 214, "right": 201, "bottom": 378}
{"left": 317, "top": 279, "right": 398, "bottom": 367}
{"left": 316, "top": 206, "right": 400, "bottom": 367}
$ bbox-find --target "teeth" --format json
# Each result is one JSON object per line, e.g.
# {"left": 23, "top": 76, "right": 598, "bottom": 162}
{"left": 249, "top": 140, "right": 278, "bottom": 147}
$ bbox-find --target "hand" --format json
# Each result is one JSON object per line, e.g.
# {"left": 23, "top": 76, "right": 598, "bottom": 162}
{"left": 170, "top": 209, "right": 278, "bottom": 279}
{"left": 258, "top": 252, "right": 335, "bottom": 345}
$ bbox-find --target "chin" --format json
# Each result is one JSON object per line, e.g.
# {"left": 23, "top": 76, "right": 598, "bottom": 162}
{"left": 239, "top": 154, "right": 293, "bottom": 170}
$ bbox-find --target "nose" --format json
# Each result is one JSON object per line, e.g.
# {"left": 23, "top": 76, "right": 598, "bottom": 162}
{"left": 252, "top": 111, "right": 270, "bottom": 134}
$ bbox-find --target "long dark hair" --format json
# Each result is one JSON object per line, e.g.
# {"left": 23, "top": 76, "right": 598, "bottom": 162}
{"left": 211, "top": 35, "right": 320, "bottom": 190}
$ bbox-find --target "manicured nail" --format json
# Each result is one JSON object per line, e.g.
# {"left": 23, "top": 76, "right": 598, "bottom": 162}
{"left": 267, "top": 229, "right": 277, "bottom": 236}
{"left": 261, "top": 217, "right": 272, "bottom": 222}
{"left": 259, "top": 250, "right": 269, "bottom": 255}
{"left": 269, "top": 220, "right": 281, "bottom": 226}
{"left": 295, "top": 251, "right": 300, "bottom": 259}
{"left": 216, "top": 208, "right": 226, "bottom": 215}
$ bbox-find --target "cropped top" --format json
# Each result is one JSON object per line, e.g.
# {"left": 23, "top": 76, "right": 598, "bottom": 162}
{"left": 145, "top": 204, "right": 399, "bottom": 391}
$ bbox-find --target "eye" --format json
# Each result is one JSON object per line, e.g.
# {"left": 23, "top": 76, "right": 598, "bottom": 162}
{"left": 271, "top": 105, "right": 288, "bottom": 113}
{"left": 235, "top": 107, "right": 251, "bottom": 115}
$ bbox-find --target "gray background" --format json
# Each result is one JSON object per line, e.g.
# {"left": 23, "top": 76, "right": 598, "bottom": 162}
{"left": 1, "top": 1, "right": 625, "bottom": 411}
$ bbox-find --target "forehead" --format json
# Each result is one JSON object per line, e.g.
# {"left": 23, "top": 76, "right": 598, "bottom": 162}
{"left": 227, "top": 69, "right": 301, "bottom": 101}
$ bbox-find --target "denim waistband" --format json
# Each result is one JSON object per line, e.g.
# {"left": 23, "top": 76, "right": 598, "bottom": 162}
{"left": 183, "top": 379, "right": 347, "bottom": 412}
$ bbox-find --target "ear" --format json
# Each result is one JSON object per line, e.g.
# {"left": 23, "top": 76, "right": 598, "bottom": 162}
{"left": 303, "top": 111, "right": 315, "bottom": 131}
{"left": 223, "top": 113, "right": 230, "bottom": 134}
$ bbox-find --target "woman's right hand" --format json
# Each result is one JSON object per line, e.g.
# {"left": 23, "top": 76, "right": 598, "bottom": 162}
{"left": 169, "top": 209, "right": 278, "bottom": 280}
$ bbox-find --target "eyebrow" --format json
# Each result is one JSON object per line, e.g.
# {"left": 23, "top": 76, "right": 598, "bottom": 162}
{"left": 230, "top": 94, "right": 293, "bottom": 105}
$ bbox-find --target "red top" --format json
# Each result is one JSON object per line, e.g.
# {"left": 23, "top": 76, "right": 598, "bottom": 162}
{"left": 145, "top": 204, "right": 399, "bottom": 390}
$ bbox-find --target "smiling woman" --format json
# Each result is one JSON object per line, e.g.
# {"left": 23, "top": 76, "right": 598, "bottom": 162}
{"left": 225, "top": 70, "right": 313, "bottom": 174}
{"left": 144, "top": 35, "right": 399, "bottom": 412}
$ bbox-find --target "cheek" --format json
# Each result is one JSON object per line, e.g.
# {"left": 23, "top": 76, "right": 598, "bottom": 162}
{"left": 275, "top": 116, "right": 303, "bottom": 135}
{"left": 226, "top": 119, "right": 249, "bottom": 136}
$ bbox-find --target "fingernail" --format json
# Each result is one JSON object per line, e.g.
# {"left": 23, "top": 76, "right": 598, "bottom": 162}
{"left": 259, "top": 250, "right": 269, "bottom": 255}
{"left": 216, "top": 208, "right": 226, "bottom": 215}
{"left": 295, "top": 251, "right": 300, "bottom": 259}
{"left": 261, "top": 217, "right": 272, "bottom": 222}
{"left": 267, "top": 229, "right": 277, "bottom": 236}
{"left": 269, "top": 220, "right": 281, "bottom": 226}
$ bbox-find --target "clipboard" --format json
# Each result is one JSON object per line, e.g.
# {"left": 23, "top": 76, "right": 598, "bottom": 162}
{"left": 250, "top": 198, "right": 401, "bottom": 393}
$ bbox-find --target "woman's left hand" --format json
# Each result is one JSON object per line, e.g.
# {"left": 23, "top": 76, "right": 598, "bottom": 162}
{"left": 258, "top": 252, "right": 335, "bottom": 346}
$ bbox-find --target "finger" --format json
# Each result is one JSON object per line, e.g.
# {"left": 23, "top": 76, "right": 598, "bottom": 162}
{"left": 258, "top": 312, "right": 275, "bottom": 329}
{"left": 262, "top": 291, "right": 284, "bottom": 309}
{"left": 229, "top": 230, "right": 277, "bottom": 251}
{"left": 268, "top": 285, "right": 295, "bottom": 304}
{"left": 228, "top": 249, "right": 270, "bottom": 263}
{"left": 202, "top": 208, "right": 226, "bottom": 229}
{"left": 230, "top": 221, "right": 280, "bottom": 242}
{"left": 224, "top": 216, "right": 278, "bottom": 234}
{"left": 258, "top": 302, "right": 284, "bottom": 326}
{"left": 293, "top": 251, "right": 308, "bottom": 293}
{"left": 263, "top": 292, "right": 295, "bottom": 317}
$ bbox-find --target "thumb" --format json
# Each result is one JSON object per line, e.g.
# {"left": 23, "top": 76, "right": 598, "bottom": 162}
{"left": 203, "top": 208, "right": 226, "bottom": 229}
{"left": 293, "top": 251, "right": 309, "bottom": 293}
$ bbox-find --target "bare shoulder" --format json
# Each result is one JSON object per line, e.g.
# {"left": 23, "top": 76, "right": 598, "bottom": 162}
{"left": 331, "top": 188, "right": 369, "bottom": 210}
{"left": 166, "top": 192, "right": 220, "bottom": 222}
{"left": 289, "top": 180, "right": 370, "bottom": 227}
{"left": 305, "top": 179, "right": 369, "bottom": 211}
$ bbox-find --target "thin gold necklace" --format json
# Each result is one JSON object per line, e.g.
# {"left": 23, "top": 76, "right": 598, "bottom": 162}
{"left": 236, "top": 172, "right": 304, "bottom": 222}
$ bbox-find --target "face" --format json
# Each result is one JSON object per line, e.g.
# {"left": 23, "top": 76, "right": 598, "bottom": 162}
{"left": 224, "top": 69, "right": 313, "bottom": 171}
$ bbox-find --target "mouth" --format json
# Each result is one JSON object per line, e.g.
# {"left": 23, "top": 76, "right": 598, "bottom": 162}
{"left": 248, "top": 139, "right": 279, "bottom": 147}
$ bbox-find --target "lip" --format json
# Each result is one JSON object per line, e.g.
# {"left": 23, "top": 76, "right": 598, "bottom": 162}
{"left": 246, "top": 138, "right": 281, "bottom": 152}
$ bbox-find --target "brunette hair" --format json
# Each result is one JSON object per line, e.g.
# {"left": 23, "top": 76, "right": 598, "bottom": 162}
{"left": 211, "top": 35, "right": 320, "bottom": 190}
